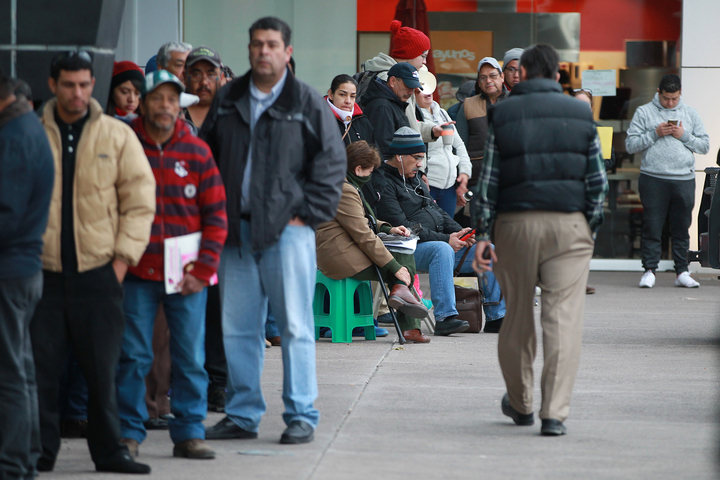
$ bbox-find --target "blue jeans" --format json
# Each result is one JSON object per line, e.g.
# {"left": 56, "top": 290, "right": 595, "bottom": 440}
{"left": 218, "top": 221, "right": 320, "bottom": 432}
{"left": 265, "top": 311, "right": 279, "bottom": 339}
{"left": 429, "top": 186, "right": 457, "bottom": 218}
{"left": 117, "top": 279, "right": 209, "bottom": 444}
{"left": 414, "top": 242, "right": 505, "bottom": 321}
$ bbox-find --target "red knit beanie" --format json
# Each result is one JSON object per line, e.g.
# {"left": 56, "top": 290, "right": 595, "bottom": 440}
{"left": 389, "top": 20, "right": 431, "bottom": 60}
{"left": 111, "top": 61, "right": 144, "bottom": 90}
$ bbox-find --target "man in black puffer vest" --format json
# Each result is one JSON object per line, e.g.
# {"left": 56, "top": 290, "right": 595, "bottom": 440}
{"left": 472, "top": 44, "right": 608, "bottom": 437}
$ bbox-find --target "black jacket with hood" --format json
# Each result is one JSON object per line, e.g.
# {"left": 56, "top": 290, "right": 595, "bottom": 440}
{"left": 200, "top": 67, "right": 346, "bottom": 251}
{"left": 361, "top": 76, "right": 412, "bottom": 159}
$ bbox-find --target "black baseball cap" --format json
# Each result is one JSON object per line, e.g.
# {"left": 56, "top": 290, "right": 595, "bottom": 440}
{"left": 387, "top": 62, "right": 422, "bottom": 89}
{"left": 186, "top": 46, "right": 222, "bottom": 68}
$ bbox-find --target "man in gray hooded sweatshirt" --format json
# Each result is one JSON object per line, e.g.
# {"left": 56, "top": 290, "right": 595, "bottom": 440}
{"left": 626, "top": 74, "right": 709, "bottom": 289}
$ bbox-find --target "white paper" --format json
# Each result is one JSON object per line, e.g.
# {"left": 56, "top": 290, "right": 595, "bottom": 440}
{"left": 163, "top": 231, "right": 218, "bottom": 295}
{"left": 581, "top": 69, "right": 617, "bottom": 97}
{"left": 378, "top": 234, "right": 419, "bottom": 254}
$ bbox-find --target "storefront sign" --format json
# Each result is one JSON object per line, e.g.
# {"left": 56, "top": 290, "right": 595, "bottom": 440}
{"left": 430, "top": 31, "right": 494, "bottom": 75}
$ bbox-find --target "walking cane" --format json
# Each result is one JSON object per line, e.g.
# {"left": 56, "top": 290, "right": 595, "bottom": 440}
{"left": 365, "top": 214, "right": 406, "bottom": 344}
{"left": 372, "top": 264, "right": 406, "bottom": 345}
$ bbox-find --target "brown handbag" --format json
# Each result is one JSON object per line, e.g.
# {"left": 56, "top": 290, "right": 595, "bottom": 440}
{"left": 453, "top": 247, "right": 484, "bottom": 333}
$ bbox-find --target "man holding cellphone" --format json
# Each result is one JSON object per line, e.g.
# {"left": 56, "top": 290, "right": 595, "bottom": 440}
{"left": 626, "top": 74, "right": 709, "bottom": 288}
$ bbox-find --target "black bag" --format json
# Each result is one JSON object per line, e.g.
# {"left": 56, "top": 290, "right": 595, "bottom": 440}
{"left": 453, "top": 248, "right": 483, "bottom": 333}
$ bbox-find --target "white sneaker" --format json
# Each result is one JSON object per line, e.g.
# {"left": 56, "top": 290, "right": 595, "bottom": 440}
{"left": 675, "top": 271, "right": 700, "bottom": 288}
{"left": 639, "top": 270, "right": 655, "bottom": 288}
{"left": 535, "top": 286, "right": 541, "bottom": 296}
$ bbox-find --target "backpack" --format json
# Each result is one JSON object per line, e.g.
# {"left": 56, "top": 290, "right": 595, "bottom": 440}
{"left": 353, "top": 69, "right": 382, "bottom": 109}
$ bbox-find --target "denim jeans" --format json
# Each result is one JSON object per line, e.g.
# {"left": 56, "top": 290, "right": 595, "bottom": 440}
{"left": 265, "top": 311, "right": 280, "bottom": 339}
{"left": 117, "top": 279, "right": 209, "bottom": 444}
{"left": 218, "top": 220, "right": 320, "bottom": 432}
{"left": 429, "top": 186, "right": 457, "bottom": 218}
{"left": 414, "top": 241, "right": 506, "bottom": 321}
{"left": 0, "top": 273, "right": 42, "bottom": 480}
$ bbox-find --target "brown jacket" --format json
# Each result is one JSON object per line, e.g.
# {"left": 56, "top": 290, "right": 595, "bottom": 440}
{"left": 41, "top": 97, "right": 156, "bottom": 272}
{"left": 316, "top": 181, "right": 396, "bottom": 280}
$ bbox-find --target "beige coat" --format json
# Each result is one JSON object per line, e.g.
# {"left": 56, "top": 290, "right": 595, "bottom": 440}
{"left": 41, "top": 97, "right": 156, "bottom": 272}
{"left": 316, "top": 181, "right": 395, "bottom": 280}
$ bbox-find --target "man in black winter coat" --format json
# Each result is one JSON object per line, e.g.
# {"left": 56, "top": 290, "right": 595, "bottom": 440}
{"left": 200, "top": 17, "right": 345, "bottom": 446}
{"left": 372, "top": 127, "right": 506, "bottom": 337}
{"left": 363, "top": 62, "right": 445, "bottom": 160}
{"left": 0, "top": 72, "right": 54, "bottom": 480}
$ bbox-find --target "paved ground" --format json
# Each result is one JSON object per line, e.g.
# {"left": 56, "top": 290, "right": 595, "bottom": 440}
{"left": 42, "top": 272, "right": 720, "bottom": 480}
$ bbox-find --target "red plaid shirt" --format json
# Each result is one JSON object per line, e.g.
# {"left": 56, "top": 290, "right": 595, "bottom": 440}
{"left": 129, "top": 117, "right": 227, "bottom": 283}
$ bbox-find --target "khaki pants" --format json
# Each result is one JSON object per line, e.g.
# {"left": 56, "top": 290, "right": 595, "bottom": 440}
{"left": 493, "top": 211, "right": 594, "bottom": 422}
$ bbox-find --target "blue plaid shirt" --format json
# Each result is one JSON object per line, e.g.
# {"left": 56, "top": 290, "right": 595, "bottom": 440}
{"left": 472, "top": 124, "right": 608, "bottom": 240}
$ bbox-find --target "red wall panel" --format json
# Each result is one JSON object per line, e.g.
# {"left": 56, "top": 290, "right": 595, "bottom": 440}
{"left": 358, "top": 0, "right": 681, "bottom": 52}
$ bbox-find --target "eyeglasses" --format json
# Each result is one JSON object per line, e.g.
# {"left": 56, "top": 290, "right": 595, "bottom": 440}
{"left": 504, "top": 66, "right": 518, "bottom": 74}
{"left": 479, "top": 73, "right": 500, "bottom": 83}
{"left": 573, "top": 88, "right": 593, "bottom": 94}
{"left": 405, "top": 154, "right": 425, "bottom": 162}
{"left": 189, "top": 70, "right": 220, "bottom": 82}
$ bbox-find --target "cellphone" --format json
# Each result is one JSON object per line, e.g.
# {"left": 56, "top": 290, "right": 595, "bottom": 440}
{"left": 460, "top": 229, "right": 476, "bottom": 241}
{"left": 668, "top": 119, "right": 679, "bottom": 126}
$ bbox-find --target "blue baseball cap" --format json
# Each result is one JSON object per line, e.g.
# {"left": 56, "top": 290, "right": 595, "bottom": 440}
{"left": 387, "top": 62, "right": 422, "bottom": 89}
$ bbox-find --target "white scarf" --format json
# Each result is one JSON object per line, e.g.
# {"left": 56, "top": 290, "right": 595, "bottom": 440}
{"left": 327, "top": 97, "right": 353, "bottom": 126}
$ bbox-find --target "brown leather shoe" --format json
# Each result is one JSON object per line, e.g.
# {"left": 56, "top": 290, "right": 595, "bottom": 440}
{"left": 388, "top": 285, "right": 429, "bottom": 318}
{"left": 268, "top": 336, "right": 281, "bottom": 346}
{"left": 402, "top": 329, "right": 431, "bottom": 343}
{"left": 120, "top": 437, "right": 139, "bottom": 457}
{"left": 586, "top": 285, "right": 596, "bottom": 295}
{"left": 173, "top": 439, "right": 216, "bottom": 460}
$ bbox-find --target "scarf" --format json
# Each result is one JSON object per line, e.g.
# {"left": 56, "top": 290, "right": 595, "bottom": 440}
{"left": 346, "top": 172, "right": 377, "bottom": 220}
{"left": 327, "top": 97, "right": 353, "bottom": 126}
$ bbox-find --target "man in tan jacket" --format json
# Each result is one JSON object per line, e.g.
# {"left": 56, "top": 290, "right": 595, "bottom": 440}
{"left": 29, "top": 52, "right": 155, "bottom": 475}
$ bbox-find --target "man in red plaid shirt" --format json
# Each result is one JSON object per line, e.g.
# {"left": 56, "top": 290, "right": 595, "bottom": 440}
{"left": 116, "top": 70, "right": 227, "bottom": 460}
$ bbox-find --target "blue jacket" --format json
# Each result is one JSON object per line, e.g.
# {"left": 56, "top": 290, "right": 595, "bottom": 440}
{"left": 0, "top": 101, "right": 54, "bottom": 279}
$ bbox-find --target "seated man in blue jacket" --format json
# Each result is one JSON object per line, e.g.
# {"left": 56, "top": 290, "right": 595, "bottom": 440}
{"left": 372, "top": 127, "right": 505, "bottom": 334}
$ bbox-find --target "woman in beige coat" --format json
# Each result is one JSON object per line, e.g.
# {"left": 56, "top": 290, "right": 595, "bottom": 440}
{"left": 316, "top": 141, "right": 430, "bottom": 343}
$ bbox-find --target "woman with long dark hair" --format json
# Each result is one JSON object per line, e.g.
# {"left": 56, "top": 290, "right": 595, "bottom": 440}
{"left": 326, "top": 74, "right": 374, "bottom": 146}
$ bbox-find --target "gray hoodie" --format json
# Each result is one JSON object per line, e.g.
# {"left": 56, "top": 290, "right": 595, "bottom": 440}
{"left": 625, "top": 93, "right": 709, "bottom": 180}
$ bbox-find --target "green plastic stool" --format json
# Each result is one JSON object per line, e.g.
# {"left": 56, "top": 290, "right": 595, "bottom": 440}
{"left": 313, "top": 271, "right": 375, "bottom": 343}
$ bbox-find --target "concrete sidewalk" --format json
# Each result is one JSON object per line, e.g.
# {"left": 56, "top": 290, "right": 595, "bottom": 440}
{"left": 43, "top": 272, "right": 720, "bottom": 480}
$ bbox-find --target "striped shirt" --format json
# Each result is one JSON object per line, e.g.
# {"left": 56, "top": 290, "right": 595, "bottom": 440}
{"left": 129, "top": 117, "right": 228, "bottom": 283}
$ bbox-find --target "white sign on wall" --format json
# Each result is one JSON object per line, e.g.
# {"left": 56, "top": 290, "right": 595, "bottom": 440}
{"left": 581, "top": 70, "right": 617, "bottom": 97}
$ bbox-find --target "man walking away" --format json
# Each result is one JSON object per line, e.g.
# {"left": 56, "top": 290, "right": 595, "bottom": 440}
{"left": 0, "top": 70, "right": 54, "bottom": 480}
{"left": 31, "top": 51, "right": 155, "bottom": 474}
{"left": 473, "top": 44, "right": 608, "bottom": 436}
{"left": 201, "top": 17, "right": 345, "bottom": 445}
{"left": 625, "top": 74, "right": 709, "bottom": 288}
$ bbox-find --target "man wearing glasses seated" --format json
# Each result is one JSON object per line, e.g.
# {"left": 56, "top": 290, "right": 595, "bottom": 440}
{"left": 373, "top": 127, "right": 506, "bottom": 336}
